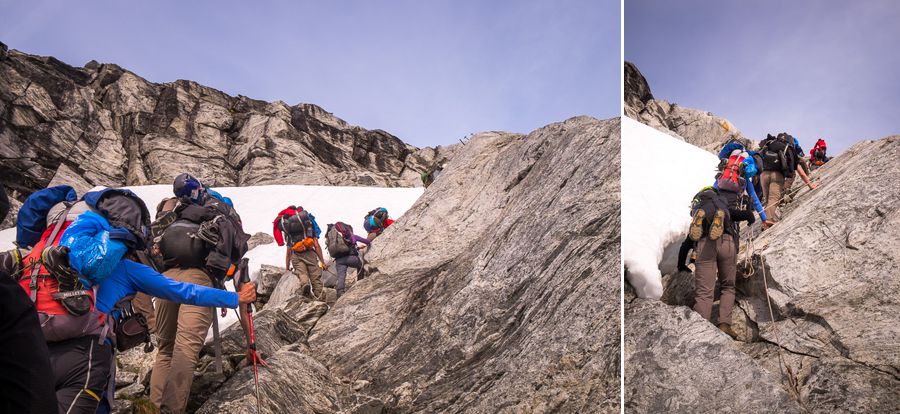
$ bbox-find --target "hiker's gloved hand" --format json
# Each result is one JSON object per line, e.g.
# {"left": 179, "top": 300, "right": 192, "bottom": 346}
{"left": 237, "top": 282, "right": 257, "bottom": 304}
{"left": 746, "top": 210, "right": 756, "bottom": 225}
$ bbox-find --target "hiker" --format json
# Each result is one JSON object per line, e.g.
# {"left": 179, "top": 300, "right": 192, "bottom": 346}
{"left": 756, "top": 133, "right": 813, "bottom": 227}
{"left": 4, "top": 185, "right": 257, "bottom": 414}
{"left": 0, "top": 184, "right": 58, "bottom": 414}
{"left": 363, "top": 207, "right": 394, "bottom": 240}
{"left": 810, "top": 138, "right": 830, "bottom": 168}
{"left": 687, "top": 185, "right": 756, "bottom": 339}
{"left": 324, "top": 222, "right": 370, "bottom": 298}
{"left": 273, "top": 205, "right": 328, "bottom": 300}
{"left": 149, "top": 174, "right": 251, "bottom": 413}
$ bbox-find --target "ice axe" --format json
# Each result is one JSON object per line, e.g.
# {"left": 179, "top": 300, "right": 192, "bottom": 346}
{"left": 236, "top": 258, "right": 267, "bottom": 413}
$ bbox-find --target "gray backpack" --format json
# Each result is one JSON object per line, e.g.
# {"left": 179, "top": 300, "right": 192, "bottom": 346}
{"left": 325, "top": 222, "right": 353, "bottom": 258}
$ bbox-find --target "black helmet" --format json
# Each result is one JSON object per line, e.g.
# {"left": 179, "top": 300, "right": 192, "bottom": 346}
{"left": 173, "top": 173, "right": 204, "bottom": 204}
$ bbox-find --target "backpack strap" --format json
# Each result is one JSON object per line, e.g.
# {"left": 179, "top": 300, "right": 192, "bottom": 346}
{"left": 29, "top": 204, "right": 73, "bottom": 302}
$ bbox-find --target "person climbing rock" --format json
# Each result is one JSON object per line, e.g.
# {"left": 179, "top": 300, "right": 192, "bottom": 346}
{"left": 4, "top": 184, "right": 256, "bottom": 414}
{"left": 810, "top": 138, "right": 830, "bottom": 168}
{"left": 150, "top": 174, "right": 251, "bottom": 413}
{"left": 757, "top": 133, "right": 794, "bottom": 226}
{"left": 363, "top": 207, "right": 394, "bottom": 240}
{"left": 273, "top": 205, "right": 328, "bottom": 300}
{"left": 0, "top": 184, "right": 58, "bottom": 414}
{"left": 324, "top": 222, "right": 370, "bottom": 298}
{"left": 784, "top": 137, "right": 817, "bottom": 195}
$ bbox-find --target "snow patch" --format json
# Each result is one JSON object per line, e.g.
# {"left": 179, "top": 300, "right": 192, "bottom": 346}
{"left": 622, "top": 117, "right": 719, "bottom": 299}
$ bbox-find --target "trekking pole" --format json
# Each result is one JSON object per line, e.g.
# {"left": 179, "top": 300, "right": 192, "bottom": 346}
{"left": 236, "top": 258, "right": 266, "bottom": 413}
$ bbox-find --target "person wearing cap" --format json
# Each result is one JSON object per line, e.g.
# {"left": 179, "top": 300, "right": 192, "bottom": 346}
{"left": 149, "top": 173, "right": 251, "bottom": 413}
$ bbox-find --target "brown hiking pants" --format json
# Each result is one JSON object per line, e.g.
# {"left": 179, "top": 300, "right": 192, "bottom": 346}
{"left": 150, "top": 267, "right": 215, "bottom": 413}
{"left": 292, "top": 250, "right": 323, "bottom": 300}
{"left": 131, "top": 292, "right": 156, "bottom": 334}
{"left": 760, "top": 170, "right": 784, "bottom": 221}
{"left": 692, "top": 234, "right": 736, "bottom": 325}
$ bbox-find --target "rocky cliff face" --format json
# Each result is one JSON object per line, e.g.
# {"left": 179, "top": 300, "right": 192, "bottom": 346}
{"left": 625, "top": 136, "right": 900, "bottom": 412}
{"left": 624, "top": 61, "right": 752, "bottom": 153}
{"left": 193, "top": 116, "right": 621, "bottom": 413}
{"left": 0, "top": 41, "right": 450, "bottom": 202}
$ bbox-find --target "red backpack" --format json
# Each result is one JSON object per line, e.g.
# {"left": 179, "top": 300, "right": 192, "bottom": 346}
{"left": 19, "top": 203, "right": 107, "bottom": 342}
{"left": 716, "top": 151, "right": 747, "bottom": 193}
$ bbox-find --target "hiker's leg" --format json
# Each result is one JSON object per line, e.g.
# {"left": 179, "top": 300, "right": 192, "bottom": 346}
{"left": 0, "top": 276, "right": 57, "bottom": 413}
{"left": 149, "top": 268, "right": 183, "bottom": 406}
{"left": 717, "top": 235, "right": 737, "bottom": 325}
{"left": 160, "top": 268, "right": 214, "bottom": 413}
{"left": 131, "top": 292, "right": 156, "bottom": 334}
{"left": 334, "top": 257, "right": 349, "bottom": 298}
{"left": 692, "top": 238, "right": 717, "bottom": 321}
{"left": 760, "top": 171, "right": 774, "bottom": 219}
{"left": 769, "top": 171, "right": 784, "bottom": 220}
{"left": 291, "top": 252, "right": 311, "bottom": 286}
{"left": 304, "top": 254, "right": 324, "bottom": 300}
{"left": 51, "top": 337, "right": 112, "bottom": 414}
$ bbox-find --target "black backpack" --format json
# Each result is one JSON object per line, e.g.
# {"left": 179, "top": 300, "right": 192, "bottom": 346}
{"left": 282, "top": 209, "right": 314, "bottom": 246}
{"left": 690, "top": 187, "right": 734, "bottom": 238}
{"left": 759, "top": 133, "right": 796, "bottom": 176}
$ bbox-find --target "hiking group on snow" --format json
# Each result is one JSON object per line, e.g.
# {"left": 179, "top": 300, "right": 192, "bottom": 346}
{"left": 679, "top": 134, "right": 827, "bottom": 338}
{"left": 0, "top": 173, "right": 396, "bottom": 413}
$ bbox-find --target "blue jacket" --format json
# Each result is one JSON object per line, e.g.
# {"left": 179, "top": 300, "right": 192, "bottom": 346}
{"left": 93, "top": 260, "right": 238, "bottom": 313}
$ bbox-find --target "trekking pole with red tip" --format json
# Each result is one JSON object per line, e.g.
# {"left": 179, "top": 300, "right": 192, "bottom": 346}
{"left": 237, "top": 258, "right": 267, "bottom": 413}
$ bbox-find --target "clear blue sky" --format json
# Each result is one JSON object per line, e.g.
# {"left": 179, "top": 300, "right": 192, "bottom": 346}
{"left": 626, "top": 0, "right": 900, "bottom": 154}
{"left": 0, "top": 0, "right": 620, "bottom": 148}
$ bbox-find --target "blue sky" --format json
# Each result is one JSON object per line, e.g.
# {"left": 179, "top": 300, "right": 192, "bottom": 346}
{"left": 626, "top": 0, "right": 900, "bottom": 154}
{"left": 0, "top": 0, "right": 620, "bottom": 147}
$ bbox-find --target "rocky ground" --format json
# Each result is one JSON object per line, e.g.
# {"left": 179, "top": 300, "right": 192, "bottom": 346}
{"left": 115, "top": 116, "right": 621, "bottom": 413}
{"left": 0, "top": 41, "right": 453, "bottom": 204}
{"left": 624, "top": 136, "right": 900, "bottom": 412}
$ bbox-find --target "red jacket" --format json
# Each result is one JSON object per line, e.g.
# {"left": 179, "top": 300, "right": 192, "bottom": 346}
{"left": 810, "top": 139, "right": 827, "bottom": 159}
{"left": 272, "top": 207, "right": 300, "bottom": 246}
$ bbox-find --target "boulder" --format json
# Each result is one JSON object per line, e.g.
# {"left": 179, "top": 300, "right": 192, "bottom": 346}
{"left": 247, "top": 232, "right": 275, "bottom": 251}
{"left": 310, "top": 116, "right": 621, "bottom": 412}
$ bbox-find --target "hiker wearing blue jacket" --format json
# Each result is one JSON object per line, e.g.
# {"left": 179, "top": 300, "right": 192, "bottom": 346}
{"left": 4, "top": 185, "right": 256, "bottom": 414}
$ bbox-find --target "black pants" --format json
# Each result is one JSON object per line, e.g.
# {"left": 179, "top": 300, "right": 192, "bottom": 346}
{"left": 48, "top": 336, "right": 113, "bottom": 414}
{"left": 0, "top": 274, "right": 57, "bottom": 414}
{"left": 334, "top": 255, "right": 362, "bottom": 298}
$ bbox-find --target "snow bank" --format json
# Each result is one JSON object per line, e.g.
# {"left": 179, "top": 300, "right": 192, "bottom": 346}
{"left": 0, "top": 184, "right": 423, "bottom": 333}
{"left": 622, "top": 117, "right": 719, "bottom": 299}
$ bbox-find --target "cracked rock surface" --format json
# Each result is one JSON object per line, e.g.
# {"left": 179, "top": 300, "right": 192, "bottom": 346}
{"left": 626, "top": 136, "right": 900, "bottom": 412}
{"left": 0, "top": 41, "right": 452, "bottom": 202}
{"left": 178, "top": 116, "right": 621, "bottom": 413}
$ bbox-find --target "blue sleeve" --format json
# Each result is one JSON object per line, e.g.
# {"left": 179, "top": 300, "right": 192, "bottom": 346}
{"left": 309, "top": 213, "right": 322, "bottom": 238}
{"left": 119, "top": 260, "right": 239, "bottom": 308}
{"left": 745, "top": 181, "right": 767, "bottom": 221}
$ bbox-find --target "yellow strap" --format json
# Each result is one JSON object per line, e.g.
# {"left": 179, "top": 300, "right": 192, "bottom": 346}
{"left": 83, "top": 388, "right": 101, "bottom": 401}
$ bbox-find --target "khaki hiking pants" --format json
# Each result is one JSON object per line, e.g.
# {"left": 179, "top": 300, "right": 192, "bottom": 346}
{"left": 150, "top": 267, "right": 215, "bottom": 413}
{"left": 760, "top": 170, "right": 784, "bottom": 222}
{"left": 292, "top": 250, "right": 323, "bottom": 300}
{"left": 692, "top": 234, "right": 736, "bottom": 325}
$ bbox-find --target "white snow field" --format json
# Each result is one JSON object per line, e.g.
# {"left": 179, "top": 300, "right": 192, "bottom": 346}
{"left": 622, "top": 117, "right": 719, "bottom": 299}
{"left": 0, "top": 184, "right": 423, "bottom": 333}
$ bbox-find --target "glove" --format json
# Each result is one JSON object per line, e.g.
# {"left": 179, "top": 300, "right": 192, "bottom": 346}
{"left": 195, "top": 217, "right": 222, "bottom": 245}
{"left": 746, "top": 209, "right": 756, "bottom": 225}
{"left": 42, "top": 246, "right": 92, "bottom": 316}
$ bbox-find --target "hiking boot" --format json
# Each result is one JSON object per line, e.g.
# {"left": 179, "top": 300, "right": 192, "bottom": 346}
{"left": 689, "top": 209, "right": 706, "bottom": 241}
{"left": 42, "top": 246, "right": 92, "bottom": 316}
{"left": 718, "top": 323, "right": 737, "bottom": 339}
{"left": 709, "top": 209, "right": 725, "bottom": 241}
